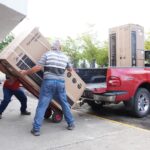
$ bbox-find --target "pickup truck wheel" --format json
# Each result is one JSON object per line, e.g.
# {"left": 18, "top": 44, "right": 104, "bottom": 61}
{"left": 87, "top": 101, "right": 104, "bottom": 111}
{"left": 132, "top": 88, "right": 150, "bottom": 117}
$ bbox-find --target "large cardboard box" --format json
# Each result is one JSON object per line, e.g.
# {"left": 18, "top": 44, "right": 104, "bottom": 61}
{"left": 109, "top": 24, "right": 144, "bottom": 67}
{"left": 0, "top": 27, "right": 86, "bottom": 110}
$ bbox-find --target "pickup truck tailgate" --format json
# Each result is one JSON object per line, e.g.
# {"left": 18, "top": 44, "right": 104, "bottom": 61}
{"left": 86, "top": 83, "right": 107, "bottom": 93}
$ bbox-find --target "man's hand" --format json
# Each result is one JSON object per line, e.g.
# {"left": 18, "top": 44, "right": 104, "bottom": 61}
{"left": 20, "top": 65, "right": 43, "bottom": 75}
{"left": 20, "top": 70, "right": 28, "bottom": 75}
{"left": 67, "top": 67, "right": 72, "bottom": 72}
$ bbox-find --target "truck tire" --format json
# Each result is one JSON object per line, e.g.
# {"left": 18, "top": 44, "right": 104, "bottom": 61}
{"left": 87, "top": 100, "right": 104, "bottom": 111}
{"left": 130, "top": 88, "right": 150, "bottom": 117}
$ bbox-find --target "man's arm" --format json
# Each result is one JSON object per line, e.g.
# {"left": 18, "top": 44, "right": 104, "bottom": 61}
{"left": 66, "top": 62, "right": 72, "bottom": 72}
{"left": 66, "top": 67, "right": 72, "bottom": 72}
{"left": 20, "top": 65, "right": 43, "bottom": 75}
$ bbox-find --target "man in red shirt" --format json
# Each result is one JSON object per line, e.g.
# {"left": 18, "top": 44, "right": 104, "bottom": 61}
{"left": 0, "top": 64, "right": 31, "bottom": 119}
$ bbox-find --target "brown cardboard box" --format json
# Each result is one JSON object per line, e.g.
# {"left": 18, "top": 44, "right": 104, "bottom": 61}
{"left": 109, "top": 24, "right": 144, "bottom": 67}
{"left": 0, "top": 27, "right": 86, "bottom": 111}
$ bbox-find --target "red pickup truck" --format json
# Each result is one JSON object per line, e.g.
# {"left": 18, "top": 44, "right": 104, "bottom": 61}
{"left": 76, "top": 67, "right": 150, "bottom": 118}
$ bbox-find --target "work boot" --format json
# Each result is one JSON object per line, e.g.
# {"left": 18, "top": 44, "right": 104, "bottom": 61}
{"left": 67, "top": 123, "right": 75, "bottom": 130}
{"left": 21, "top": 110, "right": 31, "bottom": 115}
{"left": 31, "top": 129, "right": 40, "bottom": 136}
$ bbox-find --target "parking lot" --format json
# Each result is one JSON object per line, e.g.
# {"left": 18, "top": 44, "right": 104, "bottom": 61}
{"left": 0, "top": 81, "right": 150, "bottom": 150}
{"left": 77, "top": 102, "right": 150, "bottom": 130}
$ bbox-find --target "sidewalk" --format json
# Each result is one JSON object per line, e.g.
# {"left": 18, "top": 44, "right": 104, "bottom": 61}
{"left": 0, "top": 85, "right": 150, "bottom": 150}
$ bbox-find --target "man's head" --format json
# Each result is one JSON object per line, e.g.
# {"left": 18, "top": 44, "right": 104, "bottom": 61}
{"left": 51, "top": 40, "right": 61, "bottom": 50}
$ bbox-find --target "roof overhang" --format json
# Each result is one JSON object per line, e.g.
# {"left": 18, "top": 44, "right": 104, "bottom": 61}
{"left": 0, "top": 1, "right": 27, "bottom": 42}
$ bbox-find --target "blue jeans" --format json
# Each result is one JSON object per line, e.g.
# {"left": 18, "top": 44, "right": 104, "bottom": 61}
{"left": 0, "top": 87, "right": 27, "bottom": 114}
{"left": 33, "top": 79, "right": 74, "bottom": 131}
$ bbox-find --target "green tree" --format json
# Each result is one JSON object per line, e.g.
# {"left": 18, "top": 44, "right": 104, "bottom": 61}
{"left": 96, "top": 41, "right": 108, "bottom": 67}
{"left": 49, "top": 30, "right": 109, "bottom": 68}
{"left": 82, "top": 34, "right": 99, "bottom": 68}
{"left": 62, "top": 37, "right": 82, "bottom": 68}
{"left": 144, "top": 32, "right": 150, "bottom": 50}
{"left": 81, "top": 34, "right": 108, "bottom": 68}
{"left": 0, "top": 34, "right": 14, "bottom": 52}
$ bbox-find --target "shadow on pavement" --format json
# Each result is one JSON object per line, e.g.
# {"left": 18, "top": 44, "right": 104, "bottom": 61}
{"left": 75, "top": 102, "right": 150, "bottom": 130}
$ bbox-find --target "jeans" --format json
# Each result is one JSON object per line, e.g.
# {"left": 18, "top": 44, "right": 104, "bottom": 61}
{"left": 0, "top": 87, "right": 27, "bottom": 114}
{"left": 33, "top": 79, "right": 74, "bottom": 131}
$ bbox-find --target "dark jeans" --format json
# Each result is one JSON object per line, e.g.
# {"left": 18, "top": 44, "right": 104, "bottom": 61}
{"left": 0, "top": 87, "right": 27, "bottom": 114}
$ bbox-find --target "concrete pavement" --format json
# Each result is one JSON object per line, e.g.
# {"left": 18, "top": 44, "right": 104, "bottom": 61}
{"left": 0, "top": 83, "right": 150, "bottom": 150}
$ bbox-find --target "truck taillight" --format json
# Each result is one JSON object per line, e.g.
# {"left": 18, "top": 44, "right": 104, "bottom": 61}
{"left": 108, "top": 76, "right": 121, "bottom": 87}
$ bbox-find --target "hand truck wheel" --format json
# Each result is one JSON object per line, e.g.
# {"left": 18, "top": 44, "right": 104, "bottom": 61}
{"left": 52, "top": 111, "right": 63, "bottom": 123}
{"left": 44, "top": 108, "right": 52, "bottom": 119}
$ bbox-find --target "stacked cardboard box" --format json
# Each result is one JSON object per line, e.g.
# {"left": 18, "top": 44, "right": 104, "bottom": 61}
{"left": 0, "top": 27, "right": 86, "bottom": 111}
{"left": 109, "top": 24, "right": 144, "bottom": 67}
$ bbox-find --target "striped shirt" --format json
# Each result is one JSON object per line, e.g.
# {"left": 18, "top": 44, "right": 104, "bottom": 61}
{"left": 37, "top": 50, "right": 71, "bottom": 80}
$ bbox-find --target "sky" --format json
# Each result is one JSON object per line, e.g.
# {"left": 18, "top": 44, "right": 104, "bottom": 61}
{"left": 26, "top": 0, "right": 150, "bottom": 41}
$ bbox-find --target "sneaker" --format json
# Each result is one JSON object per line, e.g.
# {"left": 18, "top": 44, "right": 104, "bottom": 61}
{"left": 31, "top": 129, "right": 40, "bottom": 136}
{"left": 21, "top": 111, "right": 31, "bottom": 115}
{"left": 0, "top": 114, "right": 2, "bottom": 119}
{"left": 67, "top": 124, "right": 75, "bottom": 130}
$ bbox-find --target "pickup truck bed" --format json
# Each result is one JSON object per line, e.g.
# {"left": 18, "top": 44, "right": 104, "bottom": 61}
{"left": 76, "top": 67, "right": 150, "bottom": 118}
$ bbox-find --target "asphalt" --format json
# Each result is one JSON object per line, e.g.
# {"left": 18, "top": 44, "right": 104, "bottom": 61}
{"left": 0, "top": 73, "right": 150, "bottom": 150}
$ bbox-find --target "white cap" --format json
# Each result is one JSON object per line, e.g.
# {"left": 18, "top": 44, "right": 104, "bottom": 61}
{"left": 51, "top": 40, "right": 61, "bottom": 50}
